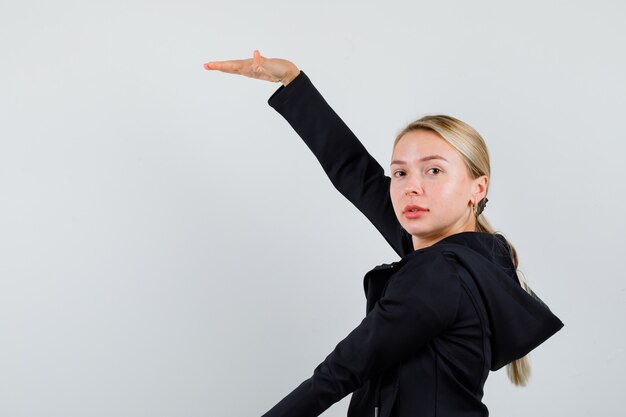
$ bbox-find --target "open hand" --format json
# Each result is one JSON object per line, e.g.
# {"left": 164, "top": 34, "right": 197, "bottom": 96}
{"left": 203, "top": 50, "right": 300, "bottom": 86}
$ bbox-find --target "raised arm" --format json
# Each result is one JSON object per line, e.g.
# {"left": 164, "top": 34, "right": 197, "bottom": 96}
{"left": 204, "top": 51, "right": 412, "bottom": 257}
{"left": 267, "top": 71, "right": 412, "bottom": 257}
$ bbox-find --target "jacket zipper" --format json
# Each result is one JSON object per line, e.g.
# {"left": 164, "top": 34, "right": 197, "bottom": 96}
{"left": 374, "top": 374, "right": 382, "bottom": 417}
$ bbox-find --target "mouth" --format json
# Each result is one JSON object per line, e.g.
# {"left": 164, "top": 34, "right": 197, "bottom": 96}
{"left": 403, "top": 204, "right": 428, "bottom": 213}
{"left": 403, "top": 204, "right": 428, "bottom": 219}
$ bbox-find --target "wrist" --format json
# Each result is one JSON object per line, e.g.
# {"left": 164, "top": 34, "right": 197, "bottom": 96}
{"left": 281, "top": 67, "right": 300, "bottom": 86}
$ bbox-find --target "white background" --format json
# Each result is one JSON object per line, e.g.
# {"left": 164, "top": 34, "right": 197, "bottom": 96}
{"left": 1, "top": 0, "right": 625, "bottom": 416}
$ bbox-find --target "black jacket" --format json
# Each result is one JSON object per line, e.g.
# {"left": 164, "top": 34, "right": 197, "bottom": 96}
{"left": 260, "top": 71, "right": 564, "bottom": 417}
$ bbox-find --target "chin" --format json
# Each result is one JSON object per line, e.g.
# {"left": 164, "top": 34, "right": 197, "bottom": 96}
{"left": 402, "top": 223, "right": 433, "bottom": 237}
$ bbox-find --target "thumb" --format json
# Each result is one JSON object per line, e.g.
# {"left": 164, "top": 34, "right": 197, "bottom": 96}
{"left": 252, "top": 49, "right": 263, "bottom": 72}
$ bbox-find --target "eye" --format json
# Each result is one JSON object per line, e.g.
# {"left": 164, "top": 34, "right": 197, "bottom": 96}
{"left": 427, "top": 167, "right": 442, "bottom": 175}
{"left": 392, "top": 170, "right": 406, "bottom": 178}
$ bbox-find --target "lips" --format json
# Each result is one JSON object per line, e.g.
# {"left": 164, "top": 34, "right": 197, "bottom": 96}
{"left": 403, "top": 204, "right": 428, "bottom": 213}
{"left": 403, "top": 204, "right": 428, "bottom": 219}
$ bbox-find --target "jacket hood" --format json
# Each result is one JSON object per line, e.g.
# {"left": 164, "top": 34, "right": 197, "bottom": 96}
{"left": 365, "top": 231, "right": 564, "bottom": 371}
{"left": 432, "top": 232, "right": 518, "bottom": 280}
{"left": 426, "top": 232, "right": 564, "bottom": 370}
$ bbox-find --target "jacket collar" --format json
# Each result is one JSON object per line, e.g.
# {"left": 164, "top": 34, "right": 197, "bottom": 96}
{"left": 394, "top": 231, "right": 518, "bottom": 283}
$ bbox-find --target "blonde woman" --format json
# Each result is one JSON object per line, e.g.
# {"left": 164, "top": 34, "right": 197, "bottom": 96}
{"left": 204, "top": 50, "right": 563, "bottom": 417}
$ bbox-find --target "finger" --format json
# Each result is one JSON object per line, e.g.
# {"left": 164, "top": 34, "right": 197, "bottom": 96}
{"left": 253, "top": 50, "right": 261, "bottom": 66}
{"left": 204, "top": 61, "right": 233, "bottom": 71}
{"left": 252, "top": 50, "right": 264, "bottom": 73}
{"left": 203, "top": 59, "right": 247, "bottom": 73}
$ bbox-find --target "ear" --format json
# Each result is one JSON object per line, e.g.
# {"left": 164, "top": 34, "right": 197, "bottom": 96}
{"left": 471, "top": 175, "right": 489, "bottom": 203}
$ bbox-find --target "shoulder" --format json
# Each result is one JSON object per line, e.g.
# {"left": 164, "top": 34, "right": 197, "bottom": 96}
{"left": 385, "top": 248, "right": 463, "bottom": 326}
{"left": 390, "top": 248, "right": 463, "bottom": 301}
{"left": 396, "top": 245, "right": 461, "bottom": 279}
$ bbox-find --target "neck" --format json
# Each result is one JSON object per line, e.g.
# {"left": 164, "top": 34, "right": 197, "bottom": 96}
{"left": 411, "top": 218, "right": 477, "bottom": 251}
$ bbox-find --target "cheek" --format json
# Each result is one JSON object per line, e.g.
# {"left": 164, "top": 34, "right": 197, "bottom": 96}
{"left": 389, "top": 188, "right": 400, "bottom": 210}
{"left": 431, "top": 182, "right": 468, "bottom": 207}
{"left": 437, "top": 186, "right": 459, "bottom": 200}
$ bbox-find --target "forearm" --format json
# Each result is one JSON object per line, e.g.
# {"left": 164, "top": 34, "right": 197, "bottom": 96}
{"left": 268, "top": 71, "right": 409, "bottom": 257}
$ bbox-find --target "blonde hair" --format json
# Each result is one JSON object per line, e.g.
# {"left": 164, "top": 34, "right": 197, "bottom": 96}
{"left": 393, "top": 114, "right": 531, "bottom": 386}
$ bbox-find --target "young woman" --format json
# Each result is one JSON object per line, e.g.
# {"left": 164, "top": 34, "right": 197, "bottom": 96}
{"left": 204, "top": 50, "right": 564, "bottom": 417}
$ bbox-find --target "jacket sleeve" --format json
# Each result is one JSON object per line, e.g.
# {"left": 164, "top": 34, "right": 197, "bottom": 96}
{"left": 260, "top": 251, "right": 461, "bottom": 417}
{"left": 268, "top": 71, "right": 411, "bottom": 257}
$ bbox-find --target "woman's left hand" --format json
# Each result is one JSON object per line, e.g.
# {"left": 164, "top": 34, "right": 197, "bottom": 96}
{"left": 203, "top": 50, "right": 300, "bottom": 86}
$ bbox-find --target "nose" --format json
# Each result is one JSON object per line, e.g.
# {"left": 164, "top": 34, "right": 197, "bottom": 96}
{"left": 404, "top": 174, "right": 423, "bottom": 196}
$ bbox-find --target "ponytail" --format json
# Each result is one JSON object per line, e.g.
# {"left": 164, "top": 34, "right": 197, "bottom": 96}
{"left": 477, "top": 214, "right": 532, "bottom": 386}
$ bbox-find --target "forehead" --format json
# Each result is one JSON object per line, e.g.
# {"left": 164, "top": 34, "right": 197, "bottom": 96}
{"left": 392, "top": 129, "right": 460, "bottom": 161}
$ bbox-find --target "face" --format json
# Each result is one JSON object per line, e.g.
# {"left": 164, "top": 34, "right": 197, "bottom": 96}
{"left": 390, "top": 129, "right": 488, "bottom": 249}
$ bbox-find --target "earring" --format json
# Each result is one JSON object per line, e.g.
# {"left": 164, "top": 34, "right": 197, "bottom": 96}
{"left": 476, "top": 197, "right": 488, "bottom": 216}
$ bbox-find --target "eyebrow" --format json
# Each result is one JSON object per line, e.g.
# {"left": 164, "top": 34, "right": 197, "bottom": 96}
{"left": 390, "top": 155, "right": 449, "bottom": 166}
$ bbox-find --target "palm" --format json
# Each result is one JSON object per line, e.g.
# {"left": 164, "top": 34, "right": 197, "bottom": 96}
{"left": 204, "top": 50, "right": 297, "bottom": 84}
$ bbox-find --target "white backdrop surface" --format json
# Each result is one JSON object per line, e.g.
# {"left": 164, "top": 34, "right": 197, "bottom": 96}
{"left": 1, "top": 1, "right": 625, "bottom": 416}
